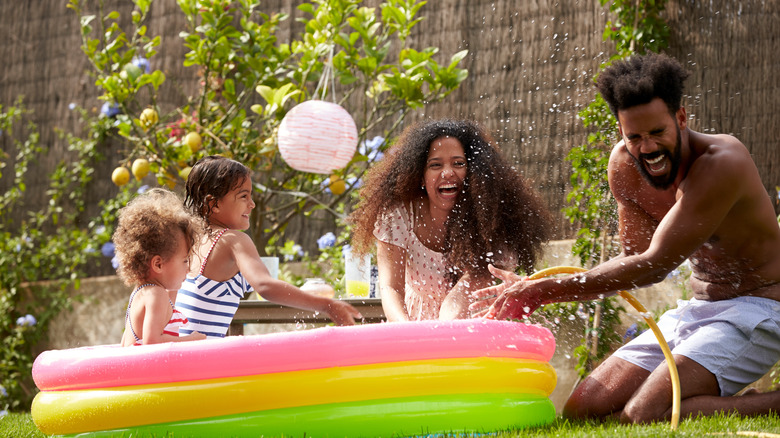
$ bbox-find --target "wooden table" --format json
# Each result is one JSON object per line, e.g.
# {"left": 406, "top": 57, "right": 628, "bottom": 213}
{"left": 228, "top": 298, "right": 385, "bottom": 335}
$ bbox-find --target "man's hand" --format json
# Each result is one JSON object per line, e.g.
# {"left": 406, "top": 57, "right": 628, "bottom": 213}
{"left": 470, "top": 265, "right": 542, "bottom": 320}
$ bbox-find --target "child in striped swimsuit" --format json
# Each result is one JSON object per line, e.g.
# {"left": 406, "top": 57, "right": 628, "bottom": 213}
{"left": 176, "top": 156, "right": 362, "bottom": 338}
{"left": 113, "top": 188, "right": 207, "bottom": 347}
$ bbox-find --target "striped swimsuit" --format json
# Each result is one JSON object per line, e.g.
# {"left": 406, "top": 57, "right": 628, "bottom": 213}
{"left": 175, "top": 229, "right": 254, "bottom": 338}
{"left": 126, "top": 284, "right": 188, "bottom": 346}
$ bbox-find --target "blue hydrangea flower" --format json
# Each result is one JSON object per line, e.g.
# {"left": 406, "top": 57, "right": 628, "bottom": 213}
{"left": 320, "top": 178, "right": 332, "bottom": 195}
{"left": 359, "top": 136, "right": 385, "bottom": 161}
{"left": 94, "top": 225, "right": 106, "bottom": 235}
{"left": 101, "top": 242, "right": 116, "bottom": 258}
{"left": 111, "top": 254, "right": 120, "bottom": 270}
{"left": 0, "top": 410, "right": 7, "bottom": 417}
{"left": 624, "top": 323, "right": 640, "bottom": 340}
{"left": 16, "top": 314, "right": 36, "bottom": 327}
{"left": 14, "top": 236, "right": 32, "bottom": 252}
{"left": 100, "top": 102, "right": 121, "bottom": 118}
{"left": 317, "top": 232, "right": 336, "bottom": 250}
{"left": 346, "top": 176, "right": 362, "bottom": 189}
{"left": 132, "top": 56, "right": 151, "bottom": 74}
{"left": 283, "top": 245, "right": 304, "bottom": 261}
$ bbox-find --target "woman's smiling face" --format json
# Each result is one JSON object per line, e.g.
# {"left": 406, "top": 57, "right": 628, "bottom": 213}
{"left": 423, "top": 136, "right": 467, "bottom": 213}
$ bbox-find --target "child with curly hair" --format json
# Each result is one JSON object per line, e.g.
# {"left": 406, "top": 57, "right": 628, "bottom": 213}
{"left": 114, "top": 188, "right": 206, "bottom": 346}
{"left": 176, "top": 156, "right": 362, "bottom": 338}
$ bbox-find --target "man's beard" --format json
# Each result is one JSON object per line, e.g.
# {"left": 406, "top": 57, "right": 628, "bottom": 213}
{"left": 631, "top": 126, "right": 682, "bottom": 190}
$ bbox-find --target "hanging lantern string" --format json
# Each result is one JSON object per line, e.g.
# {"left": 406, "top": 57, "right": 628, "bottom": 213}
{"left": 312, "top": 44, "right": 337, "bottom": 103}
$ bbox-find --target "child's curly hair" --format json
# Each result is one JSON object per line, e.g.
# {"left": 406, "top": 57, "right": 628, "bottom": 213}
{"left": 113, "top": 188, "right": 202, "bottom": 286}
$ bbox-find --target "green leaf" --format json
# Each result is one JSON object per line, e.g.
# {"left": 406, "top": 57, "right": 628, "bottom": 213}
{"left": 223, "top": 78, "right": 236, "bottom": 97}
{"left": 80, "top": 14, "right": 95, "bottom": 28}
{"left": 256, "top": 85, "right": 275, "bottom": 103}
{"left": 297, "top": 3, "right": 316, "bottom": 16}
{"left": 449, "top": 49, "right": 468, "bottom": 68}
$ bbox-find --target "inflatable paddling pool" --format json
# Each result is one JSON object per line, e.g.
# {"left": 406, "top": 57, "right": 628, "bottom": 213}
{"left": 32, "top": 319, "right": 557, "bottom": 437}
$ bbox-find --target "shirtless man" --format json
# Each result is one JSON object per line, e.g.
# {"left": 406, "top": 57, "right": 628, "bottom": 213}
{"left": 475, "top": 53, "right": 780, "bottom": 422}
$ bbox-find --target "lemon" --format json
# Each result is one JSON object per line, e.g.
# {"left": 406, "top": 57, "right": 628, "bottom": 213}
{"left": 183, "top": 132, "right": 202, "bottom": 153}
{"left": 131, "top": 158, "right": 150, "bottom": 180}
{"left": 161, "top": 171, "right": 176, "bottom": 190}
{"left": 139, "top": 108, "right": 158, "bottom": 130}
{"left": 111, "top": 167, "right": 131, "bottom": 186}
{"left": 179, "top": 166, "right": 192, "bottom": 181}
{"left": 328, "top": 175, "right": 346, "bottom": 195}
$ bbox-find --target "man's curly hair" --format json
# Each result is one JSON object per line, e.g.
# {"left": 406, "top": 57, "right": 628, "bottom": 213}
{"left": 597, "top": 52, "right": 690, "bottom": 117}
{"left": 349, "top": 119, "right": 552, "bottom": 284}
{"left": 113, "top": 188, "right": 202, "bottom": 286}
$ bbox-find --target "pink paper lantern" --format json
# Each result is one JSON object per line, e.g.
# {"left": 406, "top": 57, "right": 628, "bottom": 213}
{"left": 277, "top": 100, "right": 358, "bottom": 174}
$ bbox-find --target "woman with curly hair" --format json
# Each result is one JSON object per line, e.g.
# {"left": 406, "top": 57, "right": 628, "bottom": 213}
{"left": 349, "top": 119, "right": 552, "bottom": 321}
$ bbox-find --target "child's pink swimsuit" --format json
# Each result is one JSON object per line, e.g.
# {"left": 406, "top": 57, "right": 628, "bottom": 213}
{"left": 125, "top": 284, "right": 188, "bottom": 346}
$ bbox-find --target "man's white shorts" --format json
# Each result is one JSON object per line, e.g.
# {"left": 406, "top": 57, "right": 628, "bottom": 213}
{"left": 613, "top": 296, "right": 780, "bottom": 396}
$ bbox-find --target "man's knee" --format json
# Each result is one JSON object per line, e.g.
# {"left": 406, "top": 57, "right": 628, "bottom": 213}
{"left": 562, "top": 389, "right": 589, "bottom": 420}
{"left": 620, "top": 397, "right": 667, "bottom": 424}
{"left": 563, "top": 356, "right": 651, "bottom": 420}
{"left": 562, "top": 372, "right": 626, "bottom": 420}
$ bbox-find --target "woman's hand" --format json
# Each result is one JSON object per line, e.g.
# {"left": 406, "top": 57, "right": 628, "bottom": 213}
{"left": 469, "top": 265, "right": 541, "bottom": 320}
{"left": 439, "top": 272, "right": 495, "bottom": 320}
{"left": 468, "top": 264, "right": 516, "bottom": 316}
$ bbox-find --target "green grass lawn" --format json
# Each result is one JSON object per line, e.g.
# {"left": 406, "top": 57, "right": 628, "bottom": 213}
{"left": 2, "top": 412, "right": 779, "bottom": 438}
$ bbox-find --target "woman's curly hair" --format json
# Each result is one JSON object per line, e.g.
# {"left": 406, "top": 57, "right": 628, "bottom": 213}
{"left": 349, "top": 119, "right": 552, "bottom": 284}
{"left": 113, "top": 188, "right": 202, "bottom": 286}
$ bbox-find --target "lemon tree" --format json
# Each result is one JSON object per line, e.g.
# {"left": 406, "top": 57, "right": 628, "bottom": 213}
{"left": 69, "top": 0, "right": 468, "bottom": 254}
